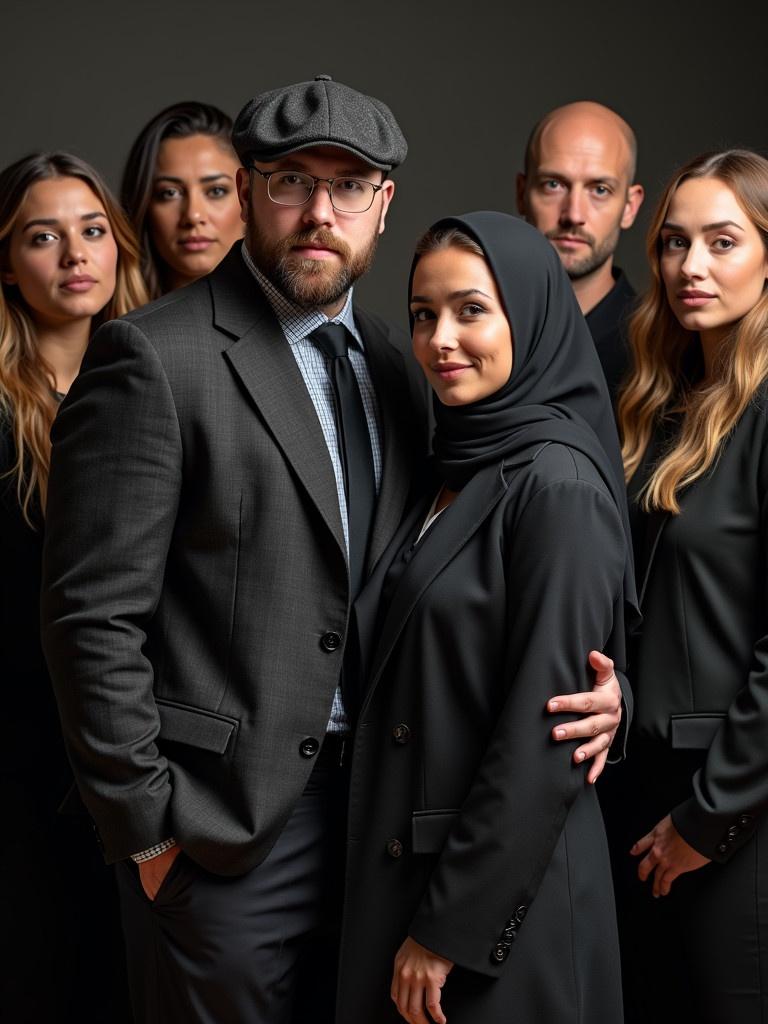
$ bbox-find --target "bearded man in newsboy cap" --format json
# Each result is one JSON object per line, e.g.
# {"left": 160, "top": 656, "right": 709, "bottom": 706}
{"left": 41, "top": 75, "right": 627, "bottom": 1023}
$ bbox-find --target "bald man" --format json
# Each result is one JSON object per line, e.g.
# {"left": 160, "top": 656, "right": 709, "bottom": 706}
{"left": 517, "top": 101, "right": 644, "bottom": 400}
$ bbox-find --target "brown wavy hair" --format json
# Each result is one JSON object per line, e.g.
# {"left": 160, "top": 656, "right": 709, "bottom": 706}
{"left": 618, "top": 149, "right": 768, "bottom": 513}
{"left": 0, "top": 152, "right": 147, "bottom": 525}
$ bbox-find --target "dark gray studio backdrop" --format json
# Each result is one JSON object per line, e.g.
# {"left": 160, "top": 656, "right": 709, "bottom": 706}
{"left": 2, "top": 0, "right": 766, "bottom": 328}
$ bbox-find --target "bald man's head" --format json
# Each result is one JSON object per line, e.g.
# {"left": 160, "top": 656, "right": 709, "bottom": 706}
{"left": 524, "top": 101, "right": 637, "bottom": 182}
{"left": 517, "top": 100, "right": 644, "bottom": 293}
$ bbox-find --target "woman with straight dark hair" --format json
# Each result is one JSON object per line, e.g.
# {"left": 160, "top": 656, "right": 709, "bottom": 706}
{"left": 0, "top": 151, "right": 146, "bottom": 1021}
{"left": 615, "top": 149, "right": 768, "bottom": 1023}
{"left": 121, "top": 101, "right": 244, "bottom": 298}
{"left": 337, "top": 211, "right": 637, "bottom": 1023}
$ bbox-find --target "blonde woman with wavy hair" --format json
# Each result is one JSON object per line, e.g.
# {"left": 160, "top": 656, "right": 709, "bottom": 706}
{"left": 613, "top": 150, "right": 768, "bottom": 1023}
{"left": 0, "top": 151, "right": 145, "bottom": 1021}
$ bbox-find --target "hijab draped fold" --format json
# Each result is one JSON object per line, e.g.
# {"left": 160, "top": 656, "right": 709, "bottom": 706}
{"left": 409, "top": 210, "right": 639, "bottom": 626}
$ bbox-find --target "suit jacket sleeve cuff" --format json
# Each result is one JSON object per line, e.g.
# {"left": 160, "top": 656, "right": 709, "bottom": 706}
{"left": 671, "top": 796, "right": 757, "bottom": 864}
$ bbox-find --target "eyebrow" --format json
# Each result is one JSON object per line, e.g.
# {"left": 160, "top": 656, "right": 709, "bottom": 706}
{"left": 662, "top": 220, "right": 745, "bottom": 232}
{"left": 22, "top": 211, "right": 106, "bottom": 231}
{"left": 410, "top": 288, "right": 494, "bottom": 303}
{"left": 537, "top": 171, "right": 621, "bottom": 187}
{"left": 154, "top": 173, "right": 234, "bottom": 184}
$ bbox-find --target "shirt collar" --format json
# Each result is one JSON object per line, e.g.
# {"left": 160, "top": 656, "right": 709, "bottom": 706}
{"left": 240, "top": 241, "right": 361, "bottom": 349}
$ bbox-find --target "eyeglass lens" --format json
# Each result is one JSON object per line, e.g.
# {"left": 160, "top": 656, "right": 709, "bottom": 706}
{"left": 267, "top": 172, "right": 376, "bottom": 212}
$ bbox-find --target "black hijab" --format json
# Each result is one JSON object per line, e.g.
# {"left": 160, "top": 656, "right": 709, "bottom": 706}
{"left": 409, "top": 210, "right": 639, "bottom": 623}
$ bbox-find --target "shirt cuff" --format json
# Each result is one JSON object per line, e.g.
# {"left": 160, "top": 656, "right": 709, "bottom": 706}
{"left": 130, "top": 838, "right": 177, "bottom": 863}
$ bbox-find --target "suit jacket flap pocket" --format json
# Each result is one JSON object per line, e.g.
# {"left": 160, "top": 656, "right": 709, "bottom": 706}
{"left": 670, "top": 713, "right": 725, "bottom": 750}
{"left": 412, "top": 809, "right": 460, "bottom": 855}
{"left": 156, "top": 699, "right": 238, "bottom": 754}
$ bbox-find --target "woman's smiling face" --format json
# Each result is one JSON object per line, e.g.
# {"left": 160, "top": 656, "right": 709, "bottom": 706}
{"left": 410, "top": 246, "right": 513, "bottom": 406}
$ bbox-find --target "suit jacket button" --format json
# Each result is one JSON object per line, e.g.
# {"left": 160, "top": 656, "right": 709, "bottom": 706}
{"left": 299, "top": 737, "right": 320, "bottom": 758}
{"left": 727, "top": 825, "right": 739, "bottom": 839}
{"left": 739, "top": 815, "right": 753, "bottom": 827}
{"left": 386, "top": 839, "right": 403, "bottom": 858}
{"left": 392, "top": 723, "right": 411, "bottom": 745}
{"left": 320, "top": 631, "right": 342, "bottom": 652}
{"left": 490, "top": 942, "right": 509, "bottom": 964}
{"left": 514, "top": 905, "right": 528, "bottom": 923}
{"left": 717, "top": 842, "right": 728, "bottom": 854}
{"left": 502, "top": 925, "right": 518, "bottom": 941}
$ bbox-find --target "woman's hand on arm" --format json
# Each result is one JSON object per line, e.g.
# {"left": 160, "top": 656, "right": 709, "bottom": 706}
{"left": 548, "top": 651, "right": 623, "bottom": 784}
{"left": 391, "top": 937, "right": 453, "bottom": 1024}
{"left": 631, "top": 814, "right": 711, "bottom": 896}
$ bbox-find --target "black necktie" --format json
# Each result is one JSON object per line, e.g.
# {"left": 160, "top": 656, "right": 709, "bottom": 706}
{"left": 309, "top": 322, "right": 376, "bottom": 600}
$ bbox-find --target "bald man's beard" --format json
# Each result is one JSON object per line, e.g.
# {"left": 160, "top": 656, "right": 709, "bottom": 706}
{"left": 245, "top": 221, "right": 380, "bottom": 308}
{"left": 546, "top": 222, "right": 621, "bottom": 281}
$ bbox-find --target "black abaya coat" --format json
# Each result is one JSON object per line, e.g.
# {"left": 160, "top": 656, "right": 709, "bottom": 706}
{"left": 338, "top": 441, "right": 626, "bottom": 1023}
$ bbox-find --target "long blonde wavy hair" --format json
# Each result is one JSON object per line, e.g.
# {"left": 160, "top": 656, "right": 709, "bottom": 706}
{"left": 0, "top": 152, "right": 147, "bottom": 525}
{"left": 618, "top": 149, "right": 768, "bottom": 513}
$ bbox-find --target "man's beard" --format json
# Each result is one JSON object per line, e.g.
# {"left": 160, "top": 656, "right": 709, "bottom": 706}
{"left": 246, "top": 222, "right": 380, "bottom": 308}
{"left": 546, "top": 223, "right": 620, "bottom": 281}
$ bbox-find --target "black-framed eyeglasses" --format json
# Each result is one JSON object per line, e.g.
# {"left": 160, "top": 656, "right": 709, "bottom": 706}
{"left": 251, "top": 166, "right": 384, "bottom": 214}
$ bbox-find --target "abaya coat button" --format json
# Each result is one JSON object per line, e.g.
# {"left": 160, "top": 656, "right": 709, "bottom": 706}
{"left": 392, "top": 723, "right": 411, "bottom": 744}
{"left": 386, "top": 838, "right": 404, "bottom": 858}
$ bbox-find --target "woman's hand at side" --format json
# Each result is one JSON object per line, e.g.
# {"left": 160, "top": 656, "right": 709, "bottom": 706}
{"left": 631, "top": 814, "right": 711, "bottom": 896}
{"left": 391, "top": 936, "right": 454, "bottom": 1024}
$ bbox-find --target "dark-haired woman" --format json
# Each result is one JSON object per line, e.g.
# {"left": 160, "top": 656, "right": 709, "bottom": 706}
{"left": 0, "top": 151, "right": 146, "bottom": 1021}
{"left": 337, "top": 211, "right": 637, "bottom": 1023}
{"left": 121, "top": 101, "right": 244, "bottom": 298}
{"left": 615, "top": 149, "right": 768, "bottom": 1023}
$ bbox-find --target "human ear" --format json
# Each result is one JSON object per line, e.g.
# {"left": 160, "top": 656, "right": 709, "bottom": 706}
{"left": 378, "top": 179, "right": 396, "bottom": 235}
{"left": 620, "top": 183, "right": 645, "bottom": 230}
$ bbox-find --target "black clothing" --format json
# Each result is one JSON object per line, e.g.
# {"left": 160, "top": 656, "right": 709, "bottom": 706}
{"left": 615, "top": 389, "right": 768, "bottom": 1022}
{"left": 0, "top": 418, "right": 130, "bottom": 1023}
{"left": 339, "top": 213, "right": 630, "bottom": 1022}
{"left": 585, "top": 269, "right": 636, "bottom": 403}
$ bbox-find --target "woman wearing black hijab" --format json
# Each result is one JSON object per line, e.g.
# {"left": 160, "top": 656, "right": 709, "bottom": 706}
{"left": 337, "top": 212, "right": 637, "bottom": 1023}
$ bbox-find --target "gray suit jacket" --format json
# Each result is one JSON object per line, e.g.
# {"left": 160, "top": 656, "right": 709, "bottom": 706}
{"left": 41, "top": 246, "right": 428, "bottom": 874}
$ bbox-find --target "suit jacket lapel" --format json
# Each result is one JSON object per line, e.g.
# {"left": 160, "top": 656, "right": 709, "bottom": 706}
{"left": 357, "top": 461, "right": 509, "bottom": 715}
{"left": 356, "top": 310, "right": 415, "bottom": 572}
{"left": 212, "top": 249, "right": 346, "bottom": 557}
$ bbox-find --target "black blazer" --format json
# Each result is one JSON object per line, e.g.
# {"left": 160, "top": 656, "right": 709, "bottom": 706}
{"left": 40, "top": 246, "right": 428, "bottom": 874}
{"left": 338, "top": 442, "right": 627, "bottom": 1022}
{"left": 629, "top": 392, "right": 768, "bottom": 862}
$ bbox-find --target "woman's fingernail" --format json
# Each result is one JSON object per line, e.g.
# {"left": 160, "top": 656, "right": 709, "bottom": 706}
{"left": 576, "top": 750, "right": 586, "bottom": 761}
{"left": 555, "top": 728, "right": 566, "bottom": 738}
{"left": 549, "top": 701, "right": 559, "bottom": 711}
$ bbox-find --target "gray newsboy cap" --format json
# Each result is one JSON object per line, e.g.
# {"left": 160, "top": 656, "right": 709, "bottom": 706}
{"left": 232, "top": 74, "right": 407, "bottom": 172}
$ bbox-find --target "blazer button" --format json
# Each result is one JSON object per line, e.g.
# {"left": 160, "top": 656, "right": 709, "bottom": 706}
{"left": 490, "top": 942, "right": 510, "bottom": 964}
{"left": 514, "top": 905, "right": 528, "bottom": 923}
{"left": 392, "top": 723, "right": 411, "bottom": 745}
{"left": 502, "top": 925, "right": 518, "bottom": 941}
{"left": 386, "top": 838, "right": 404, "bottom": 858}
{"left": 299, "top": 737, "right": 320, "bottom": 758}
{"left": 727, "top": 825, "right": 739, "bottom": 839}
{"left": 717, "top": 842, "right": 728, "bottom": 854}
{"left": 739, "top": 814, "right": 753, "bottom": 827}
{"left": 320, "top": 631, "right": 342, "bottom": 652}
